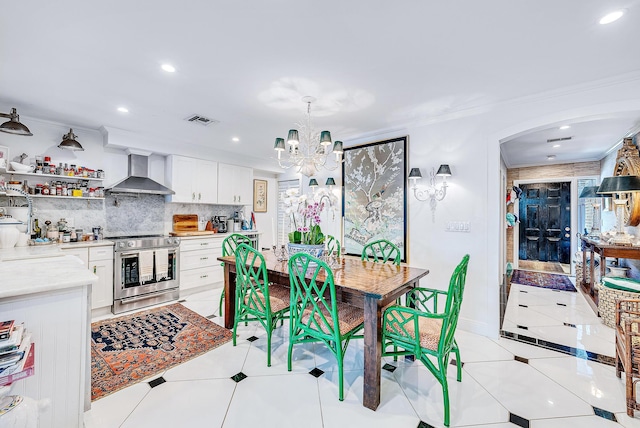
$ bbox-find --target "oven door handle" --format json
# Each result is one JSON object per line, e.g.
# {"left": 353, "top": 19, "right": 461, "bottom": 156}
{"left": 119, "top": 252, "right": 143, "bottom": 258}
{"left": 119, "top": 289, "right": 176, "bottom": 304}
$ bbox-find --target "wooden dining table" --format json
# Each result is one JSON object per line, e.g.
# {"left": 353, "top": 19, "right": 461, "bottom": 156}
{"left": 217, "top": 251, "right": 429, "bottom": 410}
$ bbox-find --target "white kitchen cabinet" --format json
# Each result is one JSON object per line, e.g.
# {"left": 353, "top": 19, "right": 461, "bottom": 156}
{"left": 165, "top": 155, "right": 218, "bottom": 204}
{"left": 217, "top": 163, "right": 253, "bottom": 205}
{"left": 179, "top": 236, "right": 223, "bottom": 294}
{"left": 61, "top": 244, "right": 113, "bottom": 310}
{"left": 89, "top": 246, "right": 114, "bottom": 310}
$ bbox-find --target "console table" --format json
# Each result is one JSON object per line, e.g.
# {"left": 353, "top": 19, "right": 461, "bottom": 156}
{"left": 580, "top": 235, "right": 640, "bottom": 304}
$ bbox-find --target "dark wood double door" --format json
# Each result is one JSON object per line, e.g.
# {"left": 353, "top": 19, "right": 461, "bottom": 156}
{"left": 518, "top": 182, "right": 571, "bottom": 264}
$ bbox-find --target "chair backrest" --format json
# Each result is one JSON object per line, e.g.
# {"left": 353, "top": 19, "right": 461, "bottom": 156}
{"left": 288, "top": 252, "right": 339, "bottom": 338}
{"left": 326, "top": 235, "right": 341, "bottom": 257}
{"left": 361, "top": 239, "right": 401, "bottom": 265}
{"left": 407, "top": 254, "right": 469, "bottom": 349}
{"left": 222, "top": 233, "right": 252, "bottom": 257}
{"left": 234, "top": 243, "right": 271, "bottom": 314}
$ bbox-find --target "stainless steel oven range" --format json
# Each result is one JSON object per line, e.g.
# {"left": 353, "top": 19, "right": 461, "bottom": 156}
{"left": 111, "top": 235, "right": 180, "bottom": 314}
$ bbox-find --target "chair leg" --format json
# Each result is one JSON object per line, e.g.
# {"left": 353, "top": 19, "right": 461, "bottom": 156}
{"left": 453, "top": 345, "right": 462, "bottom": 382}
{"left": 336, "top": 345, "right": 345, "bottom": 401}
{"left": 616, "top": 352, "right": 622, "bottom": 378}
{"left": 218, "top": 289, "right": 225, "bottom": 316}
{"left": 232, "top": 315, "right": 239, "bottom": 347}
{"left": 627, "top": 371, "right": 635, "bottom": 417}
{"left": 441, "top": 376, "right": 451, "bottom": 427}
{"left": 266, "top": 326, "right": 272, "bottom": 367}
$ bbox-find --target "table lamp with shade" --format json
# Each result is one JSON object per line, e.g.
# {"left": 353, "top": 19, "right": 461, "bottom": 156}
{"left": 579, "top": 185, "right": 602, "bottom": 237}
{"left": 596, "top": 176, "right": 640, "bottom": 245}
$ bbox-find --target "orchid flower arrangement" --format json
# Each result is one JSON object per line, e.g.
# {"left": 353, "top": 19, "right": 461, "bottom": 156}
{"left": 282, "top": 188, "right": 327, "bottom": 245}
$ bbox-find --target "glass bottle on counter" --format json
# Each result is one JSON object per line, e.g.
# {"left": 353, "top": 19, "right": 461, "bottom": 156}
{"left": 32, "top": 219, "right": 41, "bottom": 239}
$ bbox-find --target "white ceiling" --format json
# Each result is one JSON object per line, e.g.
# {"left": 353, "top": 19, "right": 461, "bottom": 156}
{"left": 1, "top": 1, "right": 640, "bottom": 170}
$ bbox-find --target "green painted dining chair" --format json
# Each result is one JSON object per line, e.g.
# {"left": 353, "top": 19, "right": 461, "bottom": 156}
{"left": 381, "top": 254, "right": 470, "bottom": 427}
{"left": 287, "top": 252, "right": 364, "bottom": 401}
{"left": 326, "top": 235, "right": 341, "bottom": 257}
{"left": 233, "top": 243, "right": 290, "bottom": 367}
{"left": 361, "top": 239, "right": 401, "bottom": 265}
{"left": 219, "top": 233, "right": 252, "bottom": 315}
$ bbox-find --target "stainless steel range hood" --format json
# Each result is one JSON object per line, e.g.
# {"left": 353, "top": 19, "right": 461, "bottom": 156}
{"left": 106, "top": 153, "right": 175, "bottom": 195}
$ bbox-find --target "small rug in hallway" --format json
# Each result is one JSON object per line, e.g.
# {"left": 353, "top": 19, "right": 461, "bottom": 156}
{"left": 510, "top": 269, "right": 577, "bottom": 292}
{"left": 91, "top": 303, "right": 231, "bottom": 401}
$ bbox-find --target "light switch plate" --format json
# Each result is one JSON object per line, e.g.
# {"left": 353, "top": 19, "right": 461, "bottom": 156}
{"left": 446, "top": 221, "right": 470, "bottom": 232}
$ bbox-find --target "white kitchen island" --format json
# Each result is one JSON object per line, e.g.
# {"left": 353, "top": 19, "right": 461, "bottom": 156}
{"left": 0, "top": 253, "right": 97, "bottom": 428}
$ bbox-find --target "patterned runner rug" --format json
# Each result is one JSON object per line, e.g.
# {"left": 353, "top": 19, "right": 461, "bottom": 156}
{"left": 510, "top": 269, "right": 577, "bottom": 292}
{"left": 91, "top": 303, "right": 231, "bottom": 401}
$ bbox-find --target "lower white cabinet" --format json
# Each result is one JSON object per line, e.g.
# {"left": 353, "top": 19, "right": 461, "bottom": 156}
{"left": 89, "top": 246, "right": 114, "bottom": 310}
{"left": 179, "top": 237, "right": 223, "bottom": 292}
{"left": 61, "top": 244, "right": 114, "bottom": 310}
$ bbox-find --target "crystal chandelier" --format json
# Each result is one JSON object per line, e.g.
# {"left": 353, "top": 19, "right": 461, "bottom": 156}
{"left": 273, "top": 96, "right": 343, "bottom": 177}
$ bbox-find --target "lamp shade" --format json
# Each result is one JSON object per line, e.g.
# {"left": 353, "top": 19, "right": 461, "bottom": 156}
{"left": 274, "top": 137, "right": 285, "bottom": 151}
{"left": 597, "top": 176, "right": 640, "bottom": 194}
{"left": 408, "top": 168, "right": 422, "bottom": 179}
{"left": 287, "top": 129, "right": 299, "bottom": 145}
{"left": 436, "top": 164, "right": 452, "bottom": 177}
{"left": 320, "top": 131, "right": 332, "bottom": 146}
{"left": 58, "top": 128, "right": 84, "bottom": 151}
{"left": 0, "top": 108, "right": 32, "bottom": 136}
{"left": 308, "top": 178, "right": 318, "bottom": 187}
{"left": 325, "top": 177, "right": 336, "bottom": 186}
{"left": 579, "top": 186, "right": 600, "bottom": 198}
{"left": 332, "top": 141, "right": 343, "bottom": 154}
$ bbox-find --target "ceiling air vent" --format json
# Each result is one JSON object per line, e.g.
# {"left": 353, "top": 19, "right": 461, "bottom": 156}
{"left": 547, "top": 136, "right": 573, "bottom": 143}
{"left": 184, "top": 114, "right": 219, "bottom": 126}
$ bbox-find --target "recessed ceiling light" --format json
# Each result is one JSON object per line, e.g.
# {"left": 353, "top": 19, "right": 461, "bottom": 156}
{"left": 117, "top": 107, "right": 129, "bottom": 113}
{"left": 161, "top": 64, "right": 176, "bottom": 73}
{"left": 232, "top": 137, "right": 239, "bottom": 142}
{"left": 599, "top": 10, "right": 625, "bottom": 25}
{"left": 547, "top": 155, "right": 556, "bottom": 160}
{"left": 559, "top": 125, "right": 571, "bottom": 130}
{"left": 553, "top": 144, "right": 561, "bottom": 148}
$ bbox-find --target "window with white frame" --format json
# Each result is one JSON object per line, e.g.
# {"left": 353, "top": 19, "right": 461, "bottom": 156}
{"left": 276, "top": 179, "right": 300, "bottom": 246}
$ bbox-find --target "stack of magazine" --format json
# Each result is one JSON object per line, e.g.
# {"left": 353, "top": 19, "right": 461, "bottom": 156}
{"left": 0, "top": 320, "right": 35, "bottom": 386}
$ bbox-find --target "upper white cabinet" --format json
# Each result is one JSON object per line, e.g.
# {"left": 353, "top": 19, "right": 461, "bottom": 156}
{"left": 166, "top": 155, "right": 218, "bottom": 204}
{"left": 217, "top": 163, "right": 253, "bottom": 205}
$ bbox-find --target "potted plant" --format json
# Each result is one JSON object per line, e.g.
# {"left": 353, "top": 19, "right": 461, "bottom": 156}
{"left": 283, "top": 188, "right": 328, "bottom": 258}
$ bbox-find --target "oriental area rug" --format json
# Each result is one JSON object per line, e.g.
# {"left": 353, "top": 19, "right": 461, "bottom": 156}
{"left": 510, "top": 269, "right": 577, "bottom": 292}
{"left": 91, "top": 303, "right": 231, "bottom": 401}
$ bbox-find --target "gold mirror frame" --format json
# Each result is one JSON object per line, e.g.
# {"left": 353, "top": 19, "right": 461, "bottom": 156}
{"left": 614, "top": 137, "right": 640, "bottom": 226}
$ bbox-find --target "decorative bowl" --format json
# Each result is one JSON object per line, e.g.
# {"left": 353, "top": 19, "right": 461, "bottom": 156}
{"left": 9, "top": 162, "right": 35, "bottom": 173}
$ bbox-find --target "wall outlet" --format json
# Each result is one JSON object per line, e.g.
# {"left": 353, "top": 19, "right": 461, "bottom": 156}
{"left": 446, "top": 221, "right": 470, "bottom": 232}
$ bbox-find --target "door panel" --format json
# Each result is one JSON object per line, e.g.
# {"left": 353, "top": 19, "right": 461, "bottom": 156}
{"left": 518, "top": 182, "right": 571, "bottom": 264}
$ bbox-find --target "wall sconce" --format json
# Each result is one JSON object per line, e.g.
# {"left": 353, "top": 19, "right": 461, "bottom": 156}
{"left": 0, "top": 108, "right": 32, "bottom": 136}
{"left": 308, "top": 177, "right": 337, "bottom": 191}
{"left": 409, "top": 164, "right": 452, "bottom": 222}
{"left": 58, "top": 128, "right": 84, "bottom": 151}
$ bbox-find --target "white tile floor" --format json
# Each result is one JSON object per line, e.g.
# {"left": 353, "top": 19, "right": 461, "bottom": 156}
{"left": 502, "top": 278, "right": 615, "bottom": 358}
{"left": 84, "top": 288, "right": 640, "bottom": 428}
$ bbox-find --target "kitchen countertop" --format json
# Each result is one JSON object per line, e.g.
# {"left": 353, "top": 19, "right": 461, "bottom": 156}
{"left": 0, "top": 240, "right": 114, "bottom": 261}
{"left": 59, "top": 239, "right": 114, "bottom": 249}
{"left": 0, "top": 254, "right": 98, "bottom": 299}
{"left": 176, "top": 230, "right": 261, "bottom": 240}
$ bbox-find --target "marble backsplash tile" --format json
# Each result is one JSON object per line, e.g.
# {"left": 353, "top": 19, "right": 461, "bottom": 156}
{"left": 13, "top": 194, "right": 246, "bottom": 237}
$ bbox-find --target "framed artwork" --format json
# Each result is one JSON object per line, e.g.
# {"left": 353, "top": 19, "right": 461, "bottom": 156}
{"left": 342, "top": 136, "right": 408, "bottom": 261}
{"left": 0, "top": 145, "right": 8, "bottom": 169}
{"left": 253, "top": 179, "right": 268, "bottom": 213}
